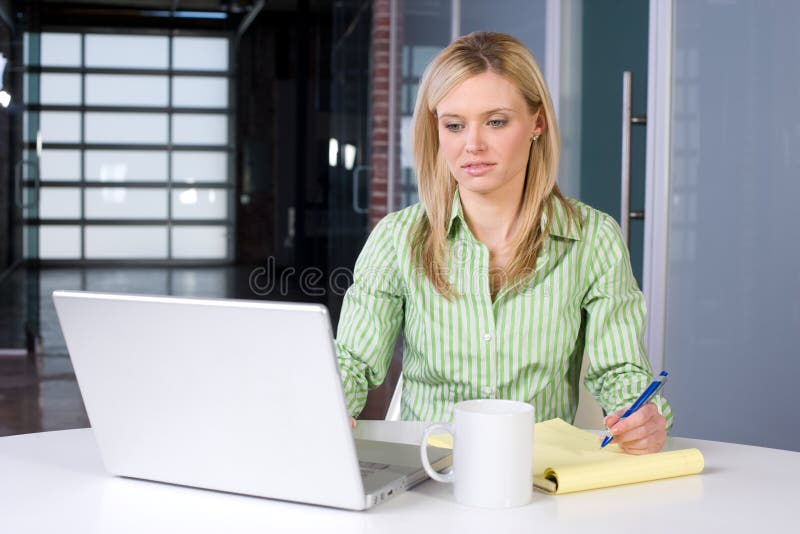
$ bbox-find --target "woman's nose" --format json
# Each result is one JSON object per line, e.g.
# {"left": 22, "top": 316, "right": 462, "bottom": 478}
{"left": 465, "top": 129, "right": 486, "bottom": 153}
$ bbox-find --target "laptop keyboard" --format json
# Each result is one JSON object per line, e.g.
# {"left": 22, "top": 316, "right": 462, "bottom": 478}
{"left": 359, "top": 461, "right": 390, "bottom": 479}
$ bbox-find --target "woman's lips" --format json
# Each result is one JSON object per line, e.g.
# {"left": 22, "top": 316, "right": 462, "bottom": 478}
{"left": 462, "top": 163, "right": 496, "bottom": 176}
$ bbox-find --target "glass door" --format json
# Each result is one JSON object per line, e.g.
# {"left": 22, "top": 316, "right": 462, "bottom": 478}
{"left": 0, "top": 11, "right": 41, "bottom": 356}
{"left": 327, "top": 0, "right": 373, "bottom": 324}
{"left": 644, "top": 0, "right": 800, "bottom": 451}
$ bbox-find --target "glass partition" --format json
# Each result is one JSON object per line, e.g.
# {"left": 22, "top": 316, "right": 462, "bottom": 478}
{"left": 650, "top": 0, "right": 800, "bottom": 451}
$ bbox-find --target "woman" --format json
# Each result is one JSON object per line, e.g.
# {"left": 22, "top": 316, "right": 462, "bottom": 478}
{"left": 336, "top": 32, "right": 671, "bottom": 454}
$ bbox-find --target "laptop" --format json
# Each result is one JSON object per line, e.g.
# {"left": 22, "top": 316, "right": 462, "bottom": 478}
{"left": 52, "top": 290, "right": 451, "bottom": 510}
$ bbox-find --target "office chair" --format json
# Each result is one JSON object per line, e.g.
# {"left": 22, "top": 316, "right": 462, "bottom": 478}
{"left": 385, "top": 374, "right": 403, "bottom": 421}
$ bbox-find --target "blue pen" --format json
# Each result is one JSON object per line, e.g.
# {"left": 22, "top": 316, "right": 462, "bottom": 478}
{"left": 600, "top": 371, "right": 669, "bottom": 448}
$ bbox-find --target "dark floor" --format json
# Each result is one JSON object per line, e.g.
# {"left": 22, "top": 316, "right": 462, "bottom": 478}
{"left": 0, "top": 354, "right": 89, "bottom": 436}
{"left": 0, "top": 265, "right": 398, "bottom": 436}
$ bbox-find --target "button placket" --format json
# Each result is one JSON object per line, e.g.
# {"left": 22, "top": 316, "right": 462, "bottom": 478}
{"left": 476, "top": 240, "right": 497, "bottom": 400}
{"left": 483, "top": 329, "right": 497, "bottom": 399}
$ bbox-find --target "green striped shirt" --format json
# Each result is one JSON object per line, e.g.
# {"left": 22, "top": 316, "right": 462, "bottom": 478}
{"left": 335, "top": 191, "right": 673, "bottom": 427}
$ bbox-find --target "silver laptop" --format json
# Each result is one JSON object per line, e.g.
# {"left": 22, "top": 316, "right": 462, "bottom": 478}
{"left": 52, "top": 290, "right": 451, "bottom": 510}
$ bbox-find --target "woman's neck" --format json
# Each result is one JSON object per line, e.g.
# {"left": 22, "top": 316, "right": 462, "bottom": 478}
{"left": 458, "top": 181, "right": 524, "bottom": 249}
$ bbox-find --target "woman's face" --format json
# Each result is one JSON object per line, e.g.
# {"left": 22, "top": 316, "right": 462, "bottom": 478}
{"left": 435, "top": 70, "right": 543, "bottom": 198}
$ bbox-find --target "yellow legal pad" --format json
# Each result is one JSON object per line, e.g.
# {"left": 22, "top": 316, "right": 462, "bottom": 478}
{"left": 427, "top": 418, "right": 704, "bottom": 495}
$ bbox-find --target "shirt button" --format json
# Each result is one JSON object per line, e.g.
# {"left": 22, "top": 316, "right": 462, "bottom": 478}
{"left": 482, "top": 387, "right": 495, "bottom": 397}
{"left": 483, "top": 332, "right": 492, "bottom": 342}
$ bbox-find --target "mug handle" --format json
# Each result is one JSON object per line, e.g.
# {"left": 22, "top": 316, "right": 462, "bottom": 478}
{"left": 420, "top": 423, "right": 455, "bottom": 483}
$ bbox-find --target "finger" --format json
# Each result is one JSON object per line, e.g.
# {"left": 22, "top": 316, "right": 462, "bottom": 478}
{"left": 350, "top": 417, "right": 357, "bottom": 429}
{"left": 609, "top": 403, "right": 659, "bottom": 437}
{"left": 612, "top": 414, "right": 665, "bottom": 444}
{"left": 604, "top": 408, "right": 626, "bottom": 429}
{"left": 616, "top": 412, "right": 667, "bottom": 453}
{"left": 619, "top": 430, "right": 666, "bottom": 455}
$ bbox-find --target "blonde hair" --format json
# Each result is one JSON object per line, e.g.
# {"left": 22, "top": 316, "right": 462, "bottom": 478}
{"left": 410, "top": 31, "right": 579, "bottom": 299}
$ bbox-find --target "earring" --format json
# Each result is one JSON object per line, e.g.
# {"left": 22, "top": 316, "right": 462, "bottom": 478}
{"left": 531, "top": 134, "right": 540, "bottom": 142}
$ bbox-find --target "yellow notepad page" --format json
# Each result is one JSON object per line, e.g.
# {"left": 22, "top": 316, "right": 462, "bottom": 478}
{"left": 427, "top": 418, "right": 704, "bottom": 495}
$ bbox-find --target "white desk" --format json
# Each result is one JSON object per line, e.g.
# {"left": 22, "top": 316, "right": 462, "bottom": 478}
{"left": 1, "top": 421, "right": 797, "bottom": 533}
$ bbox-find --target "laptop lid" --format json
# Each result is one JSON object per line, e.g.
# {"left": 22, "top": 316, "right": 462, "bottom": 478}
{"left": 53, "top": 290, "right": 369, "bottom": 510}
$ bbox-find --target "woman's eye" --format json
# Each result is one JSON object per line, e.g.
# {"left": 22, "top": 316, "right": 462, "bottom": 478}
{"left": 488, "top": 119, "right": 506, "bottom": 127}
{"left": 444, "top": 123, "right": 463, "bottom": 132}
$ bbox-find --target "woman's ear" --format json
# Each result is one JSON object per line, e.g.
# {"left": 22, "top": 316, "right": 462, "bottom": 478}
{"left": 532, "top": 110, "right": 548, "bottom": 138}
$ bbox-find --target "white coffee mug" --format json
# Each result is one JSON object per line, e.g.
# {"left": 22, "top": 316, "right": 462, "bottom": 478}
{"left": 420, "top": 399, "right": 534, "bottom": 508}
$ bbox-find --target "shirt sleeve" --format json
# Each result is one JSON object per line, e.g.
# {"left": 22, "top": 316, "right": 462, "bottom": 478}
{"left": 581, "top": 213, "right": 674, "bottom": 430}
{"left": 335, "top": 214, "right": 405, "bottom": 417}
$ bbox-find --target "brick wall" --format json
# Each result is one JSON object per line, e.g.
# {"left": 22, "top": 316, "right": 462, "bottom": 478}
{"left": 358, "top": 0, "right": 405, "bottom": 420}
{"left": 368, "top": 0, "right": 403, "bottom": 229}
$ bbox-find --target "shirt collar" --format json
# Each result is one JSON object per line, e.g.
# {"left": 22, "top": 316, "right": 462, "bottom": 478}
{"left": 446, "top": 189, "right": 581, "bottom": 241}
{"left": 446, "top": 189, "right": 466, "bottom": 236}
{"left": 541, "top": 194, "right": 582, "bottom": 241}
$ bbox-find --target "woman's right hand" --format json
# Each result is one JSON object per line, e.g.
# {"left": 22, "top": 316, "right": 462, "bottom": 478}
{"left": 350, "top": 417, "right": 356, "bottom": 429}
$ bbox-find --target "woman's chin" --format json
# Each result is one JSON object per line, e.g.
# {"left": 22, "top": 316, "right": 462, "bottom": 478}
{"left": 456, "top": 176, "right": 505, "bottom": 196}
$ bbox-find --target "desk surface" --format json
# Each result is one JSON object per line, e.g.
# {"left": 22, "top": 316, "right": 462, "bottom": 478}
{"left": 1, "top": 421, "right": 798, "bottom": 533}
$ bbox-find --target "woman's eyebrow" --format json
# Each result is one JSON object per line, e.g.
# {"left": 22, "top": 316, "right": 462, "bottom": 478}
{"left": 437, "top": 107, "right": 516, "bottom": 120}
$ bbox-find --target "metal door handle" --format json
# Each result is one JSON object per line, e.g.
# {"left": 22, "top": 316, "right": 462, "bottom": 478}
{"left": 621, "top": 71, "right": 647, "bottom": 246}
{"left": 352, "top": 165, "right": 370, "bottom": 215}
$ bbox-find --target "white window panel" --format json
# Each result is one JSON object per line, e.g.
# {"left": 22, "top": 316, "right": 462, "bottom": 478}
{"left": 171, "top": 114, "right": 227, "bottom": 145}
{"left": 85, "top": 188, "right": 167, "bottom": 219}
{"left": 172, "top": 37, "right": 228, "bottom": 71}
{"left": 85, "top": 34, "right": 168, "bottom": 69}
{"left": 172, "top": 188, "right": 227, "bottom": 220}
{"left": 27, "top": 111, "right": 81, "bottom": 143}
{"left": 85, "top": 112, "right": 168, "bottom": 145}
{"left": 171, "top": 226, "right": 227, "bottom": 259}
{"left": 40, "top": 73, "right": 82, "bottom": 105}
{"left": 85, "top": 150, "right": 168, "bottom": 182}
{"left": 38, "top": 188, "right": 81, "bottom": 219}
{"left": 24, "top": 73, "right": 82, "bottom": 105}
{"left": 37, "top": 149, "right": 81, "bottom": 181}
{"left": 85, "top": 74, "right": 169, "bottom": 107}
{"left": 39, "top": 33, "right": 81, "bottom": 67}
{"left": 85, "top": 226, "right": 168, "bottom": 259}
{"left": 172, "top": 151, "right": 227, "bottom": 183}
{"left": 172, "top": 76, "right": 228, "bottom": 108}
{"left": 39, "top": 226, "right": 81, "bottom": 259}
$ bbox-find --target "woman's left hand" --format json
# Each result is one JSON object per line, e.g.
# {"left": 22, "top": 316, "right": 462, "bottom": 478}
{"left": 603, "top": 402, "right": 667, "bottom": 454}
